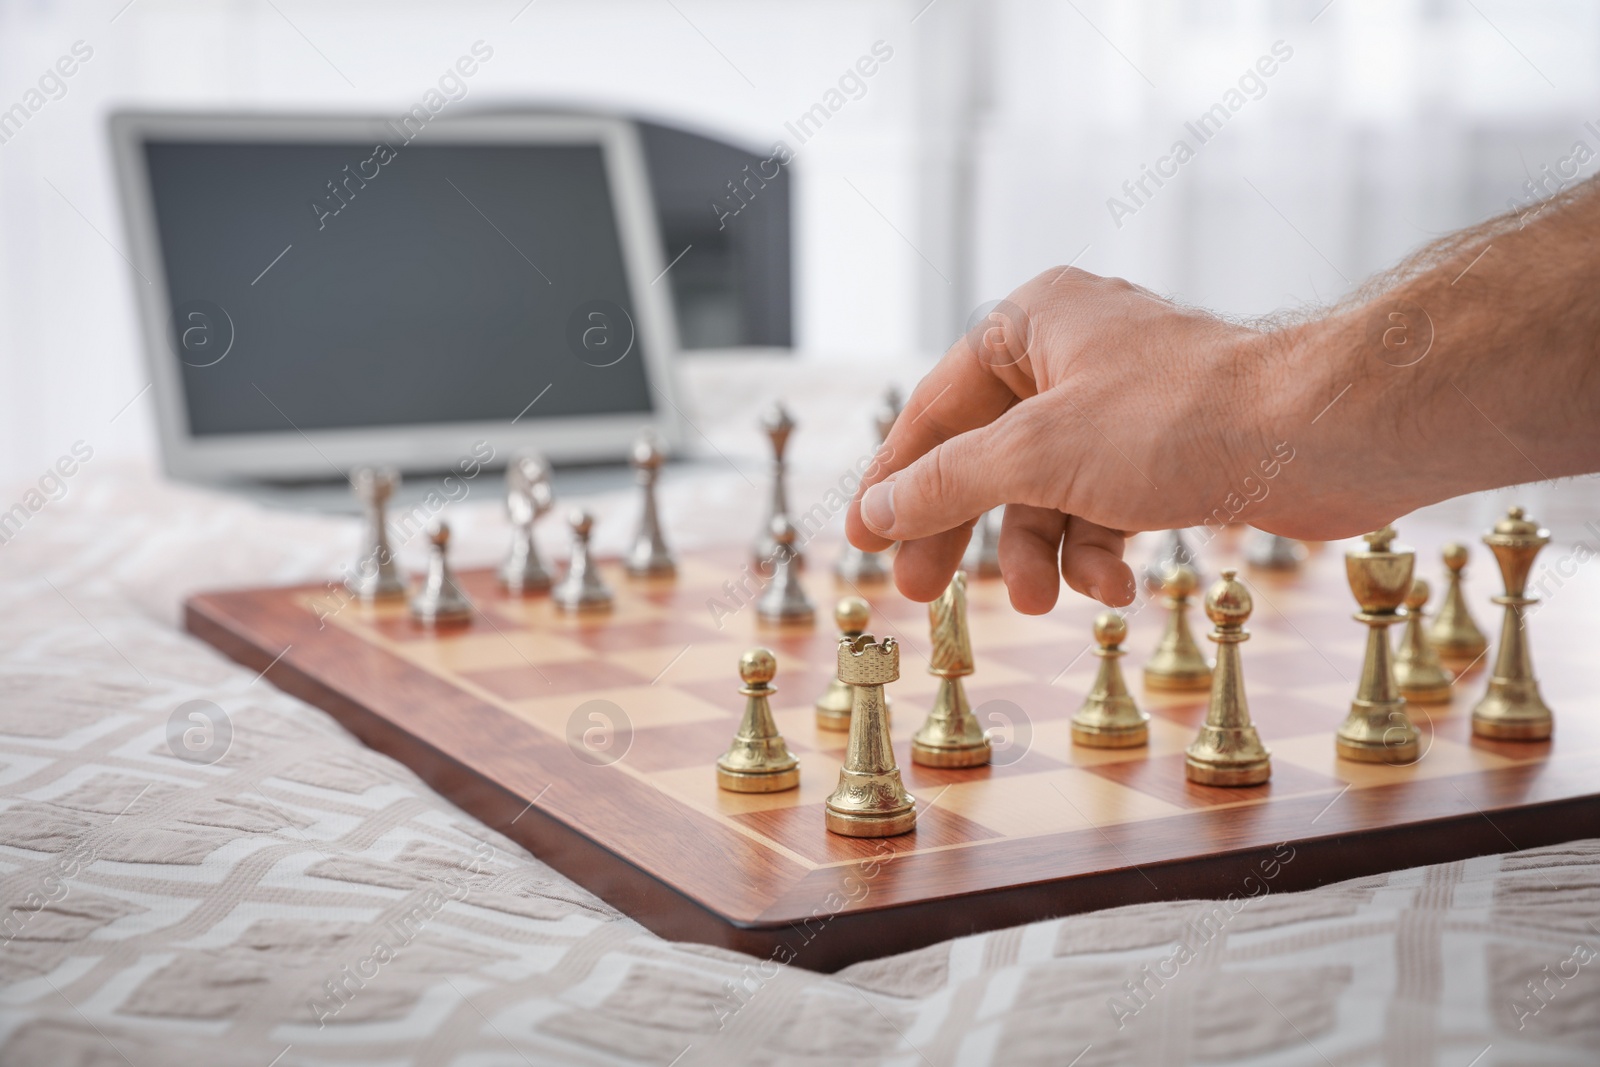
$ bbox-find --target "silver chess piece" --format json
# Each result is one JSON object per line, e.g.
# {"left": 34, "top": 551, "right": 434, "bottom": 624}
{"left": 346, "top": 467, "right": 408, "bottom": 601}
{"left": 758, "top": 516, "right": 815, "bottom": 624}
{"left": 552, "top": 509, "right": 614, "bottom": 612}
{"left": 754, "top": 402, "right": 800, "bottom": 572}
{"left": 410, "top": 520, "right": 473, "bottom": 626}
{"left": 1144, "top": 528, "right": 1197, "bottom": 587}
{"left": 963, "top": 506, "right": 1002, "bottom": 577}
{"left": 500, "top": 453, "right": 555, "bottom": 594}
{"left": 1244, "top": 529, "right": 1306, "bottom": 570}
{"left": 835, "top": 386, "right": 902, "bottom": 584}
{"left": 627, "top": 429, "right": 676, "bottom": 577}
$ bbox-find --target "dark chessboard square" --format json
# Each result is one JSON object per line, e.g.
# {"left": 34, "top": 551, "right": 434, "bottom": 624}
{"left": 571, "top": 619, "right": 724, "bottom": 654}
{"left": 1083, "top": 752, "right": 1345, "bottom": 810}
{"left": 621, "top": 718, "right": 792, "bottom": 774}
{"left": 732, "top": 801, "right": 999, "bottom": 865}
{"left": 1230, "top": 693, "right": 1337, "bottom": 736}
{"left": 468, "top": 659, "right": 649, "bottom": 699}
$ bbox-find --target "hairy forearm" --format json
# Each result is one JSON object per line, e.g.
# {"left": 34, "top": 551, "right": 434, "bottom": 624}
{"left": 1261, "top": 176, "right": 1600, "bottom": 534}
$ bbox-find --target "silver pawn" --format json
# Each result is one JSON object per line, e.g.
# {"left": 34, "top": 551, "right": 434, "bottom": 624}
{"left": 346, "top": 467, "right": 408, "bottom": 601}
{"left": 754, "top": 402, "right": 800, "bottom": 571}
{"left": 758, "top": 516, "right": 815, "bottom": 624}
{"left": 1144, "top": 529, "right": 1197, "bottom": 587}
{"left": 500, "top": 453, "right": 555, "bottom": 594}
{"left": 552, "top": 509, "right": 613, "bottom": 612}
{"left": 836, "top": 386, "right": 901, "bottom": 584}
{"left": 1244, "top": 529, "right": 1306, "bottom": 570}
{"left": 410, "top": 520, "right": 473, "bottom": 626}
{"left": 963, "top": 507, "right": 1002, "bottom": 577}
{"left": 627, "top": 430, "right": 676, "bottom": 577}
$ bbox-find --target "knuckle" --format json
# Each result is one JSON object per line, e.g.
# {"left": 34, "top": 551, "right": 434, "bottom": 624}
{"left": 923, "top": 444, "right": 964, "bottom": 508}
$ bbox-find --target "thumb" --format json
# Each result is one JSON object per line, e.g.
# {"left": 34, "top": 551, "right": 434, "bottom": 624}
{"left": 859, "top": 407, "right": 1046, "bottom": 541}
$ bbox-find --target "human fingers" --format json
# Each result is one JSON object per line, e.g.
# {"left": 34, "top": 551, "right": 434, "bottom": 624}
{"left": 1060, "top": 517, "right": 1134, "bottom": 606}
{"left": 998, "top": 505, "right": 1067, "bottom": 615}
{"left": 889, "top": 525, "right": 973, "bottom": 603}
{"left": 857, "top": 400, "right": 1063, "bottom": 544}
{"left": 846, "top": 307, "right": 1040, "bottom": 552}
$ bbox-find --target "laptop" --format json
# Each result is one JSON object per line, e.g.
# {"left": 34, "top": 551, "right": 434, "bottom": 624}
{"left": 110, "top": 111, "right": 685, "bottom": 493}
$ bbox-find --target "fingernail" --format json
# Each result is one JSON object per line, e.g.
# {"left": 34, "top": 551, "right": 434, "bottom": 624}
{"left": 1088, "top": 584, "right": 1103, "bottom": 603}
{"left": 862, "top": 481, "right": 896, "bottom": 535}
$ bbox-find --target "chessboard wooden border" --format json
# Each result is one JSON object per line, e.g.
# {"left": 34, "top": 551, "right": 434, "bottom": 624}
{"left": 186, "top": 578, "right": 1600, "bottom": 972}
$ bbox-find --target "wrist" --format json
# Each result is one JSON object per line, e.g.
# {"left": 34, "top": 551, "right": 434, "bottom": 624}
{"left": 1246, "top": 310, "right": 1419, "bottom": 539}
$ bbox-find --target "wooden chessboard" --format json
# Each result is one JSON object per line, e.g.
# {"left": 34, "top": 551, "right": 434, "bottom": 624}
{"left": 185, "top": 525, "right": 1600, "bottom": 972}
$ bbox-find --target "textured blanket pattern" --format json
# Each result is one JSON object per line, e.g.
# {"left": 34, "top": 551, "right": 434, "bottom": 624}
{"left": 2, "top": 471, "right": 1598, "bottom": 1066}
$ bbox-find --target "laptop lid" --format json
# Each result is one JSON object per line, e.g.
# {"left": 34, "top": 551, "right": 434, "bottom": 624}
{"left": 111, "top": 111, "right": 685, "bottom": 483}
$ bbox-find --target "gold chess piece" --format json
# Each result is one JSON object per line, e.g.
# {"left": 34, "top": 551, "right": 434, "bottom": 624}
{"left": 717, "top": 648, "right": 800, "bottom": 792}
{"left": 1143, "top": 562, "right": 1212, "bottom": 691}
{"left": 825, "top": 635, "right": 917, "bottom": 837}
{"left": 1392, "top": 578, "right": 1454, "bottom": 704}
{"left": 910, "top": 573, "right": 991, "bottom": 767}
{"left": 1072, "top": 612, "right": 1149, "bottom": 747}
{"left": 1185, "top": 570, "right": 1271, "bottom": 785}
{"left": 1429, "top": 541, "right": 1490, "bottom": 661}
{"left": 816, "top": 597, "right": 892, "bottom": 730}
{"left": 1471, "top": 507, "right": 1554, "bottom": 741}
{"left": 1336, "top": 527, "right": 1421, "bottom": 763}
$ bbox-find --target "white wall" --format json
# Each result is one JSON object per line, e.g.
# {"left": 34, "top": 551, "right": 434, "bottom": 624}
{"left": 1, "top": 0, "right": 1597, "bottom": 482}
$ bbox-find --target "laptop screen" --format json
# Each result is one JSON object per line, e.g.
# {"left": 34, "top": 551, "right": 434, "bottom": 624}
{"left": 142, "top": 140, "right": 654, "bottom": 437}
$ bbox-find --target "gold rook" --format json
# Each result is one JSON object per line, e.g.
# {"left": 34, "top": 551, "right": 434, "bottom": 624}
{"left": 825, "top": 635, "right": 916, "bottom": 837}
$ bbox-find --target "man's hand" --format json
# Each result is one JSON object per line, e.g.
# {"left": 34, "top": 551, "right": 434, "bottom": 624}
{"left": 846, "top": 268, "right": 1287, "bottom": 612}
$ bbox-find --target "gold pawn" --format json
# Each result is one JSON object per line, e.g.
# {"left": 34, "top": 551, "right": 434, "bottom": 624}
{"left": 1071, "top": 612, "right": 1150, "bottom": 747}
{"left": 1185, "top": 570, "right": 1271, "bottom": 786}
{"left": 1336, "top": 527, "right": 1421, "bottom": 763}
{"left": 1471, "top": 507, "right": 1554, "bottom": 741}
{"left": 825, "top": 636, "right": 916, "bottom": 836}
{"left": 815, "top": 597, "right": 871, "bottom": 731}
{"left": 716, "top": 649, "right": 800, "bottom": 792}
{"left": 911, "top": 573, "right": 991, "bottom": 767}
{"left": 1428, "top": 542, "right": 1489, "bottom": 661}
{"left": 1143, "top": 562, "right": 1212, "bottom": 691}
{"left": 1392, "top": 578, "right": 1454, "bottom": 704}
